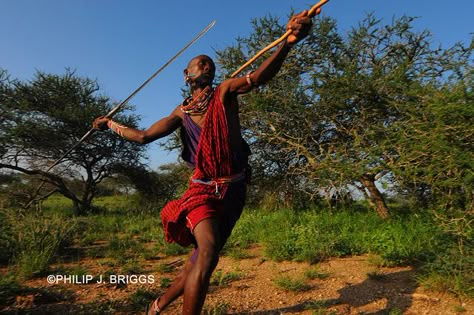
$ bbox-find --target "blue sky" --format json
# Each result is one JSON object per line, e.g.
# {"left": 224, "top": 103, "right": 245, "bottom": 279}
{"left": 1, "top": 0, "right": 473, "bottom": 169}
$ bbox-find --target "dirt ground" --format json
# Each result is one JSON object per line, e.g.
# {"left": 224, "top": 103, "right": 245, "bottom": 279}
{"left": 2, "top": 247, "right": 472, "bottom": 314}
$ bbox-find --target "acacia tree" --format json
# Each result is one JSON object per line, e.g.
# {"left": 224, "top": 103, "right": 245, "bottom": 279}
{"left": 389, "top": 40, "right": 473, "bottom": 211}
{"left": 215, "top": 14, "right": 453, "bottom": 218}
{"left": 0, "top": 70, "right": 146, "bottom": 215}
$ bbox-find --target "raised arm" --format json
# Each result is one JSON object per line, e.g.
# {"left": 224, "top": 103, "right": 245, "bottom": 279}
{"left": 222, "top": 10, "right": 315, "bottom": 95}
{"left": 92, "top": 105, "right": 183, "bottom": 144}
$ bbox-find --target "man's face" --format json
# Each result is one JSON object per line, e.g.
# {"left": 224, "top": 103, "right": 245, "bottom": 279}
{"left": 184, "top": 55, "right": 215, "bottom": 87}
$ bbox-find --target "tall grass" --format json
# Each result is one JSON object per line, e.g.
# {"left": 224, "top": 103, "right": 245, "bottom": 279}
{"left": 4, "top": 194, "right": 471, "bottom": 297}
{"left": 227, "top": 207, "right": 473, "bottom": 296}
{"left": 1, "top": 209, "right": 77, "bottom": 279}
{"left": 228, "top": 208, "right": 444, "bottom": 266}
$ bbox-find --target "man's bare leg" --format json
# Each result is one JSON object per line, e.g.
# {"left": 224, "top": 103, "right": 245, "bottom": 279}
{"left": 147, "top": 249, "right": 197, "bottom": 314}
{"left": 182, "top": 219, "right": 221, "bottom": 314}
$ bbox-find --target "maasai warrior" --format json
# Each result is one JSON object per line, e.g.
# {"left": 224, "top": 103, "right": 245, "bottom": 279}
{"left": 93, "top": 10, "right": 314, "bottom": 315}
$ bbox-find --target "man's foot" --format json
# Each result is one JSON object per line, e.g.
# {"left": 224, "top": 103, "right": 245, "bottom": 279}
{"left": 145, "top": 297, "right": 161, "bottom": 315}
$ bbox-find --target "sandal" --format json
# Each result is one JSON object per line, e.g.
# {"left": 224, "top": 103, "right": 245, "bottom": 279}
{"left": 145, "top": 297, "right": 161, "bottom": 315}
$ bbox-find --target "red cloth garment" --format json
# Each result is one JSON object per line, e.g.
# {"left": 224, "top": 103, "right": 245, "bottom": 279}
{"left": 160, "top": 86, "right": 237, "bottom": 247}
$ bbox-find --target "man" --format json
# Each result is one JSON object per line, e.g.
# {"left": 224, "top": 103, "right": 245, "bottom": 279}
{"left": 93, "top": 9, "right": 315, "bottom": 315}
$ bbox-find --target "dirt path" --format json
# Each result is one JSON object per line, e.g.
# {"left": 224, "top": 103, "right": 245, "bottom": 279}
{"left": 3, "top": 247, "right": 472, "bottom": 314}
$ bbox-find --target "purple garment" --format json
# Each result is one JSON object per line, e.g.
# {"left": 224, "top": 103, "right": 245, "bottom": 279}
{"left": 180, "top": 112, "right": 251, "bottom": 171}
{"left": 181, "top": 114, "right": 202, "bottom": 167}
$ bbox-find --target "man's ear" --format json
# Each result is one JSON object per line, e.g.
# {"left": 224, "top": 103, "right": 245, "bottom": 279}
{"left": 183, "top": 69, "right": 190, "bottom": 84}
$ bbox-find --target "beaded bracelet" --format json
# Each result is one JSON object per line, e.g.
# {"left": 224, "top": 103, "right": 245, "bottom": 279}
{"left": 107, "top": 120, "right": 128, "bottom": 137}
{"left": 246, "top": 71, "right": 256, "bottom": 88}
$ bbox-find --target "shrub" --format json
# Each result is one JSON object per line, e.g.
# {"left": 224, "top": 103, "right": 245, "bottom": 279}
{"left": 2, "top": 209, "right": 77, "bottom": 279}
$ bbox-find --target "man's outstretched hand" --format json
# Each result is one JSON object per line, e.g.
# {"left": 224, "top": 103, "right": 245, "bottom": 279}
{"left": 286, "top": 8, "right": 320, "bottom": 46}
{"left": 92, "top": 116, "right": 110, "bottom": 131}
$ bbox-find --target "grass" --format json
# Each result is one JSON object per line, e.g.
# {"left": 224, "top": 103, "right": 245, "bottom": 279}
{"left": 418, "top": 244, "right": 474, "bottom": 297}
{"left": 273, "top": 275, "right": 312, "bottom": 292}
{"left": 303, "top": 300, "right": 337, "bottom": 315}
{"left": 227, "top": 208, "right": 444, "bottom": 266}
{"left": 453, "top": 304, "right": 467, "bottom": 313}
{"left": 156, "top": 262, "right": 176, "bottom": 273}
{"left": 2, "top": 194, "right": 472, "bottom": 299}
{"left": 159, "top": 277, "right": 172, "bottom": 288}
{"left": 304, "top": 267, "right": 330, "bottom": 280}
{"left": 128, "top": 288, "right": 161, "bottom": 312}
{"left": 210, "top": 268, "right": 245, "bottom": 287}
{"left": 1, "top": 209, "right": 78, "bottom": 279}
{"left": 0, "top": 275, "right": 76, "bottom": 307}
{"left": 202, "top": 302, "right": 230, "bottom": 315}
{"left": 388, "top": 308, "right": 404, "bottom": 315}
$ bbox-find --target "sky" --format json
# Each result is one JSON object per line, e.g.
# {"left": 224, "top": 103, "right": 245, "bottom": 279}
{"left": 1, "top": 0, "right": 473, "bottom": 170}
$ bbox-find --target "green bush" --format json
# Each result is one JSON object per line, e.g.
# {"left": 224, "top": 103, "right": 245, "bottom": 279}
{"left": 367, "top": 216, "right": 442, "bottom": 266}
{"left": 1, "top": 209, "right": 78, "bottom": 279}
{"left": 227, "top": 208, "right": 443, "bottom": 267}
{"left": 0, "top": 210, "right": 15, "bottom": 264}
{"left": 420, "top": 245, "right": 474, "bottom": 297}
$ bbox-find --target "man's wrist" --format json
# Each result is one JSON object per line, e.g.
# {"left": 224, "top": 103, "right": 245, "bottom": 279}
{"left": 283, "top": 39, "right": 295, "bottom": 49}
{"left": 107, "top": 120, "right": 128, "bottom": 137}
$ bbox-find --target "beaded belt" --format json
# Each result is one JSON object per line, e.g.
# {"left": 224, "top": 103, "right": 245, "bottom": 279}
{"left": 191, "top": 171, "right": 246, "bottom": 196}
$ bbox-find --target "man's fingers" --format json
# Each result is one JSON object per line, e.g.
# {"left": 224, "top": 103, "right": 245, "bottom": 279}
{"left": 296, "top": 10, "right": 309, "bottom": 18}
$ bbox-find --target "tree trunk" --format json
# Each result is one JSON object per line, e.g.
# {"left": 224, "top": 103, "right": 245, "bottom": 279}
{"left": 360, "top": 174, "right": 390, "bottom": 219}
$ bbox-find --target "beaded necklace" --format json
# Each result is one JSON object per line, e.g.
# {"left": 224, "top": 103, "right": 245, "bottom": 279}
{"left": 180, "top": 86, "right": 214, "bottom": 114}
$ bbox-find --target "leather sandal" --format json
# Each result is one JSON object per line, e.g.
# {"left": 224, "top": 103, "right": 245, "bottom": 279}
{"left": 145, "top": 297, "right": 161, "bottom": 315}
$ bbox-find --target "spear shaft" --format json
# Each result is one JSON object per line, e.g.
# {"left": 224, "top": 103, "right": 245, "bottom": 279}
{"left": 46, "top": 20, "right": 216, "bottom": 172}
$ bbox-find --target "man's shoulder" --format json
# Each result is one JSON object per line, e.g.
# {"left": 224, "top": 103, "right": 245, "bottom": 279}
{"left": 215, "top": 81, "right": 238, "bottom": 102}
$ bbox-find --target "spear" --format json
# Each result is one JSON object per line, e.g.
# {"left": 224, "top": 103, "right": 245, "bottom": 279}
{"left": 45, "top": 20, "right": 216, "bottom": 173}
{"left": 230, "top": 0, "right": 330, "bottom": 78}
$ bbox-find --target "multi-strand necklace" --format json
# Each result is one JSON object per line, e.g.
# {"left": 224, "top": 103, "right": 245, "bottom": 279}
{"left": 180, "top": 86, "right": 214, "bottom": 114}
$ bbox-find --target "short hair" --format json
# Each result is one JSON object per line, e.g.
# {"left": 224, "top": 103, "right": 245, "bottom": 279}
{"left": 189, "top": 55, "right": 215, "bottom": 73}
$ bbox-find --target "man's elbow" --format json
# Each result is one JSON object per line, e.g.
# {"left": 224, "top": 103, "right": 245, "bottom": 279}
{"left": 139, "top": 135, "right": 152, "bottom": 144}
{"left": 139, "top": 132, "right": 161, "bottom": 144}
{"left": 130, "top": 133, "right": 149, "bottom": 144}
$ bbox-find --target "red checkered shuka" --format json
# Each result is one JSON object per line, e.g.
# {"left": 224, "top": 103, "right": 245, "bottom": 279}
{"left": 161, "top": 86, "right": 233, "bottom": 246}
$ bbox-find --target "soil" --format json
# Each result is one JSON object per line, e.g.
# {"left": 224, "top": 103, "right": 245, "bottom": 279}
{"left": 2, "top": 246, "right": 472, "bottom": 315}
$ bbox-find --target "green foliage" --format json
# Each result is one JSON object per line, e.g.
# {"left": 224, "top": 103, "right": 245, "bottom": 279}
{"left": 0, "top": 275, "right": 76, "bottom": 309}
{"left": 273, "top": 275, "right": 312, "bottom": 292}
{"left": 41, "top": 193, "right": 76, "bottom": 216}
{"left": 0, "top": 210, "right": 16, "bottom": 264}
{"left": 0, "top": 275, "right": 21, "bottom": 306}
{"left": 4, "top": 191, "right": 472, "bottom": 297}
{"left": 366, "top": 216, "right": 443, "bottom": 266}
{"left": 210, "top": 269, "right": 244, "bottom": 287}
{"left": 128, "top": 288, "right": 160, "bottom": 312}
{"left": 389, "top": 75, "right": 474, "bottom": 211}
{"left": 227, "top": 208, "right": 444, "bottom": 267}
{"left": 0, "top": 70, "right": 147, "bottom": 214}
{"left": 304, "top": 267, "right": 330, "bottom": 280}
{"left": 156, "top": 262, "right": 175, "bottom": 274}
{"left": 215, "top": 13, "right": 473, "bottom": 218}
{"left": 251, "top": 209, "right": 371, "bottom": 262}
{"left": 453, "top": 304, "right": 467, "bottom": 313}
{"left": 161, "top": 242, "right": 189, "bottom": 256}
{"left": 388, "top": 308, "right": 404, "bottom": 315}
{"left": 1, "top": 209, "right": 78, "bottom": 279}
{"left": 159, "top": 277, "right": 172, "bottom": 288}
{"left": 420, "top": 245, "right": 474, "bottom": 297}
{"left": 202, "top": 302, "right": 230, "bottom": 315}
{"left": 227, "top": 207, "right": 472, "bottom": 296}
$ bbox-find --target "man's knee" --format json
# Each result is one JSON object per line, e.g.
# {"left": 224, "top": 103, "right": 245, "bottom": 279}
{"left": 195, "top": 245, "right": 220, "bottom": 274}
{"left": 192, "top": 219, "right": 222, "bottom": 273}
